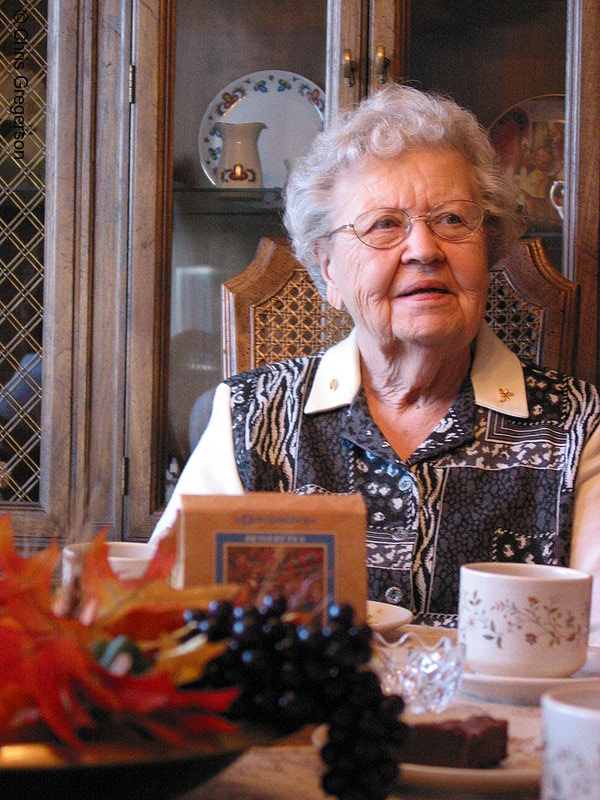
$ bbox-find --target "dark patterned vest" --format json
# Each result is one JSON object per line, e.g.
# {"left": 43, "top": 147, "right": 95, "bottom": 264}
{"left": 226, "top": 355, "right": 600, "bottom": 626}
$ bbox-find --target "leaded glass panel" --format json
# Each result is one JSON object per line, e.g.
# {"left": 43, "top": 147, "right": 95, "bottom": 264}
{"left": 0, "top": 0, "right": 47, "bottom": 501}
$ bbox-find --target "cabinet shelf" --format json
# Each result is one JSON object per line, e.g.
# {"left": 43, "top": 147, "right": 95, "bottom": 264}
{"left": 173, "top": 186, "right": 283, "bottom": 216}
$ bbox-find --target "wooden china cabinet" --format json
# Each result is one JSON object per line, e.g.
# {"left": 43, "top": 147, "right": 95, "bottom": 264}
{"left": 8, "top": 0, "right": 599, "bottom": 546}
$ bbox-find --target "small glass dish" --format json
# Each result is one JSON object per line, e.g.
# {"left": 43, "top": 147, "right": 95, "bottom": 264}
{"left": 371, "top": 630, "right": 465, "bottom": 713}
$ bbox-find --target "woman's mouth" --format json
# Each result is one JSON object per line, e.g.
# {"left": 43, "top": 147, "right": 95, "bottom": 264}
{"left": 398, "top": 282, "right": 451, "bottom": 298}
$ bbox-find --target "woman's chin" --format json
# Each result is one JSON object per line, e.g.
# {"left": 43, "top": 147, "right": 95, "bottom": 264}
{"left": 389, "top": 320, "right": 473, "bottom": 350}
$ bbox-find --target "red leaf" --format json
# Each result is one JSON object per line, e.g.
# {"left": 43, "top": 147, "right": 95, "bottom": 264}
{"left": 0, "top": 522, "right": 239, "bottom": 748}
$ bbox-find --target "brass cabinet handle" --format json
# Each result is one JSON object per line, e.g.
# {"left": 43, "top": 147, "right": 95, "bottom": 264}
{"left": 343, "top": 48, "right": 356, "bottom": 87}
{"left": 376, "top": 44, "right": 389, "bottom": 84}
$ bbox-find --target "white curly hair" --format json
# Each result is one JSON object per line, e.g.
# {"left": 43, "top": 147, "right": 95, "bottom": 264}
{"left": 283, "top": 84, "right": 524, "bottom": 298}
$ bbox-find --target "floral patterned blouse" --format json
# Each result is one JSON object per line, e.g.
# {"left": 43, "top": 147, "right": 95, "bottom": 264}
{"left": 223, "top": 329, "right": 600, "bottom": 626}
{"left": 152, "top": 325, "right": 600, "bottom": 630}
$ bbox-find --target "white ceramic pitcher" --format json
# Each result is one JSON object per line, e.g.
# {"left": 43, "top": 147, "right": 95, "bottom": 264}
{"left": 550, "top": 179, "right": 564, "bottom": 220}
{"left": 214, "top": 121, "right": 266, "bottom": 188}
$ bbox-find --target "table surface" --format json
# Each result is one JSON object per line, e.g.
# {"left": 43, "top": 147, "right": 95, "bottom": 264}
{"left": 185, "top": 645, "right": 600, "bottom": 800}
{"left": 187, "top": 703, "right": 539, "bottom": 800}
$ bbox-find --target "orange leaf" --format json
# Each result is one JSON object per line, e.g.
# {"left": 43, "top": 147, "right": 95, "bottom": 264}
{"left": 77, "top": 533, "right": 178, "bottom": 629}
{"left": 0, "top": 515, "right": 60, "bottom": 613}
{"left": 0, "top": 522, "right": 240, "bottom": 747}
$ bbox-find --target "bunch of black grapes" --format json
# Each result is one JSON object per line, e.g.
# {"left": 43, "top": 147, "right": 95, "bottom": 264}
{"left": 184, "top": 597, "right": 408, "bottom": 800}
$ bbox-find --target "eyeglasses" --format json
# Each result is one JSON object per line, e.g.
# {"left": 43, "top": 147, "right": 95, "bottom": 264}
{"left": 327, "top": 200, "right": 486, "bottom": 250}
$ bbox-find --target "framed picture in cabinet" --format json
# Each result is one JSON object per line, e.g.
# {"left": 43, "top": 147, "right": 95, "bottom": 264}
{"left": 489, "top": 94, "right": 565, "bottom": 236}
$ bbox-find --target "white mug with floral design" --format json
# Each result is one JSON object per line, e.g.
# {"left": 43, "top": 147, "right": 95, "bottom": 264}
{"left": 541, "top": 682, "right": 600, "bottom": 799}
{"left": 458, "top": 562, "right": 592, "bottom": 677}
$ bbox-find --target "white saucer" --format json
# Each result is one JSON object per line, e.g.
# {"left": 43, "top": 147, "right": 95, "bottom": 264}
{"left": 366, "top": 601, "right": 412, "bottom": 634}
{"left": 461, "top": 667, "right": 600, "bottom": 705}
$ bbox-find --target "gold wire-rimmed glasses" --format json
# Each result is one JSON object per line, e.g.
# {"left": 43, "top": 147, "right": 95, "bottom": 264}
{"left": 327, "top": 200, "right": 486, "bottom": 249}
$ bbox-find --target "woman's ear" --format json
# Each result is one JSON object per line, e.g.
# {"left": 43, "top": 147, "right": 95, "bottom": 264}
{"left": 314, "top": 242, "right": 344, "bottom": 311}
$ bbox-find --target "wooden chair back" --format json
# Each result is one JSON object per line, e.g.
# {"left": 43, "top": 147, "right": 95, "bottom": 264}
{"left": 221, "top": 236, "right": 579, "bottom": 379}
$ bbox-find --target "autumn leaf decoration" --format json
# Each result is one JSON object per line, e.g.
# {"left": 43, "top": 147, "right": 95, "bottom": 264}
{"left": 0, "top": 515, "right": 238, "bottom": 748}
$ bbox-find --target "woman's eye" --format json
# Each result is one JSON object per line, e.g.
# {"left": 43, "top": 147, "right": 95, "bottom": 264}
{"left": 434, "top": 212, "right": 464, "bottom": 226}
{"left": 372, "top": 215, "right": 402, "bottom": 231}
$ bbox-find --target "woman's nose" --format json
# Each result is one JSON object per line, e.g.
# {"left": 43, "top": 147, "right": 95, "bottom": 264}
{"left": 400, "top": 218, "right": 443, "bottom": 265}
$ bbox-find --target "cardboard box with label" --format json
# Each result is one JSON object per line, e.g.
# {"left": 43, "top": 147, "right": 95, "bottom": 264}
{"left": 172, "top": 492, "right": 367, "bottom": 623}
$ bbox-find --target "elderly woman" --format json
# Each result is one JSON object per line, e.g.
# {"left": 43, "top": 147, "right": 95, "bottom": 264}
{"left": 153, "top": 85, "right": 600, "bottom": 632}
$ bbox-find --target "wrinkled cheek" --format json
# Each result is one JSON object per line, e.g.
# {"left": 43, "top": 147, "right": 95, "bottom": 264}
{"left": 352, "top": 295, "right": 395, "bottom": 337}
{"left": 331, "top": 266, "right": 372, "bottom": 311}
{"left": 330, "top": 250, "right": 396, "bottom": 324}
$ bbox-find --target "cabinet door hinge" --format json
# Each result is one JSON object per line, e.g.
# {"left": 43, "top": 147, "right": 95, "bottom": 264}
{"left": 129, "top": 64, "right": 136, "bottom": 104}
{"left": 121, "top": 456, "right": 129, "bottom": 496}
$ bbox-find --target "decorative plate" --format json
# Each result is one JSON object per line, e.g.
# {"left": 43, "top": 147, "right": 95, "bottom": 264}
{"left": 198, "top": 70, "right": 325, "bottom": 188}
{"left": 488, "top": 94, "right": 565, "bottom": 233}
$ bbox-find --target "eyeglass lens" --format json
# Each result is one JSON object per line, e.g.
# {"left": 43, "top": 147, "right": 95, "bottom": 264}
{"left": 354, "top": 201, "right": 484, "bottom": 248}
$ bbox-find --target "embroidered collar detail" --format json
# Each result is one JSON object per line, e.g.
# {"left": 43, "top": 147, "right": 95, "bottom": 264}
{"left": 304, "top": 322, "right": 529, "bottom": 419}
{"left": 469, "top": 322, "right": 529, "bottom": 418}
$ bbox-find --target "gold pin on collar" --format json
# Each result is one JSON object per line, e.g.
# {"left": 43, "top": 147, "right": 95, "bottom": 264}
{"left": 498, "top": 386, "right": 514, "bottom": 403}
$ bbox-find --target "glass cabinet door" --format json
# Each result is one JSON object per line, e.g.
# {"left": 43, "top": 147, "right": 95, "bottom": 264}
{"left": 406, "top": 0, "right": 567, "bottom": 272}
{"left": 395, "top": 0, "right": 599, "bottom": 385}
{"left": 126, "top": 0, "right": 598, "bottom": 539}
{"left": 166, "top": 1, "right": 571, "bottom": 494}
{"left": 165, "top": 1, "right": 327, "bottom": 495}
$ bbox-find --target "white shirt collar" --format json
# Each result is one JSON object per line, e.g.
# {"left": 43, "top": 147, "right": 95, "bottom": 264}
{"left": 304, "top": 322, "right": 529, "bottom": 419}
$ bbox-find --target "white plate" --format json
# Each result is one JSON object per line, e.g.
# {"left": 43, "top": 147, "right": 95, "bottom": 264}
{"left": 198, "top": 70, "right": 325, "bottom": 188}
{"left": 312, "top": 716, "right": 540, "bottom": 794}
{"left": 399, "top": 757, "right": 539, "bottom": 793}
{"left": 458, "top": 640, "right": 600, "bottom": 705}
{"left": 461, "top": 666, "right": 600, "bottom": 706}
{"left": 397, "top": 704, "right": 542, "bottom": 793}
{"left": 366, "top": 601, "right": 412, "bottom": 633}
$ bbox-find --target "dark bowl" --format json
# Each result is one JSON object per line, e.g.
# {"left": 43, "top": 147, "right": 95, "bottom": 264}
{"left": 0, "top": 725, "right": 279, "bottom": 800}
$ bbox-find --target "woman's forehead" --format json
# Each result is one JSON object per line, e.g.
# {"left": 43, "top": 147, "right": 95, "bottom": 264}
{"left": 331, "top": 149, "right": 478, "bottom": 213}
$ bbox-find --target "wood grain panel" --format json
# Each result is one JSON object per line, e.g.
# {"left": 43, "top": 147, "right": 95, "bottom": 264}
{"left": 326, "top": 0, "right": 366, "bottom": 118}
{"left": 124, "top": 0, "right": 175, "bottom": 538}
{"left": 368, "top": 0, "right": 410, "bottom": 92}
{"left": 566, "top": 0, "right": 600, "bottom": 384}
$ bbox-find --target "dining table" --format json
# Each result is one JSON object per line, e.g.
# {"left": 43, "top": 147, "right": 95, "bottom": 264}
{"left": 181, "top": 640, "right": 600, "bottom": 800}
{"left": 1, "top": 629, "right": 598, "bottom": 799}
